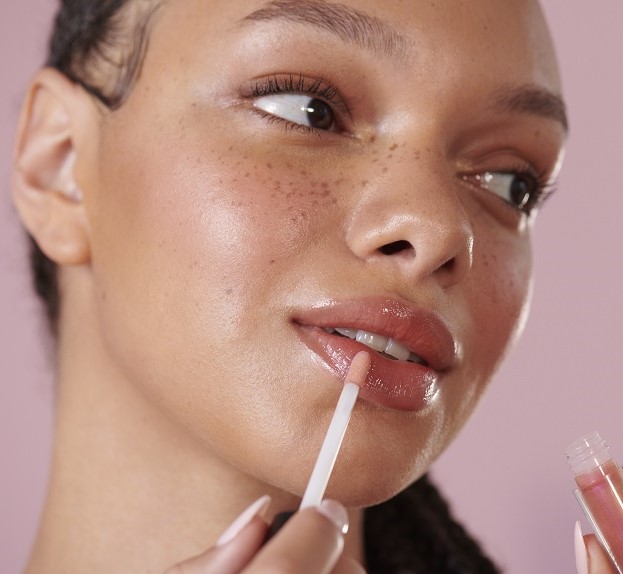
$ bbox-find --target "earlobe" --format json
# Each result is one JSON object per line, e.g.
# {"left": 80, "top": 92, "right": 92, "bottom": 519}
{"left": 11, "top": 68, "right": 92, "bottom": 266}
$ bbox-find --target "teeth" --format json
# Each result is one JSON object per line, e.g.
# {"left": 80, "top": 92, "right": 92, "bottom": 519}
{"left": 384, "top": 338, "right": 410, "bottom": 361}
{"left": 329, "top": 327, "right": 426, "bottom": 364}
{"left": 355, "top": 330, "right": 388, "bottom": 352}
{"left": 335, "top": 327, "right": 358, "bottom": 339}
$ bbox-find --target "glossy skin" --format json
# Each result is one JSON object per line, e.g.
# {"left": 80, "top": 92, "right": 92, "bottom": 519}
{"left": 84, "top": 0, "right": 563, "bottom": 502}
{"left": 13, "top": 0, "right": 566, "bottom": 571}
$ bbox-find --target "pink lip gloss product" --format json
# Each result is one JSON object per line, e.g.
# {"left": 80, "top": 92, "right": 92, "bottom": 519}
{"left": 565, "top": 432, "right": 623, "bottom": 573}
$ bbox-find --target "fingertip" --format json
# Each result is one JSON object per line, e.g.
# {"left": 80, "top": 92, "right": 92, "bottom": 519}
{"left": 574, "top": 521, "right": 589, "bottom": 574}
{"left": 316, "top": 499, "right": 349, "bottom": 535}
{"left": 584, "top": 533, "right": 618, "bottom": 573}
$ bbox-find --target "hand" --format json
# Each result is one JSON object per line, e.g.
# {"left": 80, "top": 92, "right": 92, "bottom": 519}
{"left": 575, "top": 522, "right": 619, "bottom": 574}
{"left": 164, "top": 496, "right": 365, "bottom": 574}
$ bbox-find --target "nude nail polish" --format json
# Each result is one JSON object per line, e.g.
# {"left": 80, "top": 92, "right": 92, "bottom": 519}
{"left": 216, "top": 495, "right": 271, "bottom": 547}
{"left": 575, "top": 521, "right": 589, "bottom": 574}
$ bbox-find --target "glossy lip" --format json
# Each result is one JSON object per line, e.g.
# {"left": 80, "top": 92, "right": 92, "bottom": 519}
{"left": 292, "top": 298, "right": 459, "bottom": 411}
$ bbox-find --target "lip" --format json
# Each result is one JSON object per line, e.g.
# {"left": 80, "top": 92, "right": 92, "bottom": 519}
{"left": 293, "top": 298, "right": 459, "bottom": 411}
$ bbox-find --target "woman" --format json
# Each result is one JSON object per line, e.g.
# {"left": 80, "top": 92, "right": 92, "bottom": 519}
{"left": 11, "top": 0, "right": 606, "bottom": 572}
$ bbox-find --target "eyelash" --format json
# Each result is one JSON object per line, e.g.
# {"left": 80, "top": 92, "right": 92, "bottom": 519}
{"left": 247, "top": 76, "right": 556, "bottom": 216}
{"left": 249, "top": 74, "right": 346, "bottom": 134}
{"left": 465, "top": 164, "right": 556, "bottom": 216}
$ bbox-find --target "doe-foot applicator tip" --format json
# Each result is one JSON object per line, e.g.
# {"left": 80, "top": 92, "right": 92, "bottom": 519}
{"left": 345, "top": 350, "right": 371, "bottom": 387}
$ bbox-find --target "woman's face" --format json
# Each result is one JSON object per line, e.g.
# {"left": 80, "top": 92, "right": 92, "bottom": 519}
{"left": 79, "top": 0, "right": 565, "bottom": 505}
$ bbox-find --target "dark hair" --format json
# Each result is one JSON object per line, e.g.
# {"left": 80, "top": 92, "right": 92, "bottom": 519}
{"left": 31, "top": 2, "right": 501, "bottom": 571}
{"left": 32, "top": 0, "right": 162, "bottom": 333}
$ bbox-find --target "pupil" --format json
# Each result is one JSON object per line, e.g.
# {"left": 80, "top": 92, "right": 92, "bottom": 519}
{"left": 510, "top": 177, "right": 531, "bottom": 209}
{"left": 306, "top": 98, "right": 334, "bottom": 130}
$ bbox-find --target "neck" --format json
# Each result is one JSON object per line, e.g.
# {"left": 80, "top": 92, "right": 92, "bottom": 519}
{"left": 26, "top": 272, "right": 364, "bottom": 573}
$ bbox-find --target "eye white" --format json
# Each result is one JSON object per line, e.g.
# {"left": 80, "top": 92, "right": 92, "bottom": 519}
{"left": 475, "top": 172, "right": 530, "bottom": 209}
{"left": 254, "top": 94, "right": 321, "bottom": 127}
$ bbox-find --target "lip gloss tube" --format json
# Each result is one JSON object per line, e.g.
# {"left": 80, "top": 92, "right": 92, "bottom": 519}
{"left": 565, "top": 432, "right": 623, "bottom": 573}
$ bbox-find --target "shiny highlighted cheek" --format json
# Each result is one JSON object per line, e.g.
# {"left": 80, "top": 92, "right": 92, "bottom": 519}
{"left": 201, "top": 161, "right": 344, "bottom": 259}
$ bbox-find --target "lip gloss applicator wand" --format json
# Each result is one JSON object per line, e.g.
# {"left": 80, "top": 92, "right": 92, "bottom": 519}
{"left": 265, "top": 350, "right": 371, "bottom": 539}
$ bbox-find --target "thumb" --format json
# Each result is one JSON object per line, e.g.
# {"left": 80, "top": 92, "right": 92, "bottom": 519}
{"left": 575, "top": 521, "right": 619, "bottom": 574}
{"left": 164, "top": 496, "right": 270, "bottom": 574}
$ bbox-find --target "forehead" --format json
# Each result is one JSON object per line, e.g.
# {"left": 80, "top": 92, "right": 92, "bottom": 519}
{"left": 125, "top": 0, "right": 563, "bottom": 134}
{"left": 148, "top": 0, "right": 559, "bottom": 81}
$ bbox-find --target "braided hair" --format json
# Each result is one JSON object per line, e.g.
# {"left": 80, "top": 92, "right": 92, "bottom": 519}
{"left": 366, "top": 474, "right": 501, "bottom": 573}
{"left": 31, "top": 2, "right": 502, "bottom": 571}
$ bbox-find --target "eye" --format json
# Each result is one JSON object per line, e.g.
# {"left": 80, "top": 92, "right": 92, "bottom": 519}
{"left": 463, "top": 170, "right": 550, "bottom": 214}
{"left": 254, "top": 94, "right": 336, "bottom": 131}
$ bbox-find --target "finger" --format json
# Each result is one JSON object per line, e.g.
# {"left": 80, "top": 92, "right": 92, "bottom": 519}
{"left": 246, "top": 499, "right": 349, "bottom": 574}
{"left": 164, "top": 517, "right": 268, "bottom": 574}
{"left": 585, "top": 534, "right": 619, "bottom": 574}
{"left": 331, "top": 553, "right": 367, "bottom": 574}
{"left": 164, "top": 496, "right": 271, "bottom": 574}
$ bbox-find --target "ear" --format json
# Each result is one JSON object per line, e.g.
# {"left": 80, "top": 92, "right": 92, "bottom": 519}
{"left": 12, "top": 68, "right": 95, "bottom": 266}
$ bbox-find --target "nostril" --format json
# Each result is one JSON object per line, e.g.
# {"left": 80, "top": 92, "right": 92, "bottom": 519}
{"left": 437, "top": 257, "right": 456, "bottom": 274}
{"left": 378, "top": 240, "right": 414, "bottom": 256}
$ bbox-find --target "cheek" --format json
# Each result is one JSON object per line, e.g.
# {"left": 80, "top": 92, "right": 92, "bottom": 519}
{"left": 443, "top": 228, "right": 532, "bottom": 428}
{"left": 86, "top": 127, "right": 355, "bottom": 458}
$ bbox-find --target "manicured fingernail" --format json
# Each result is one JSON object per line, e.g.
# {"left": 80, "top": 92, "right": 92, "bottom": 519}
{"left": 216, "top": 495, "right": 271, "bottom": 547}
{"left": 316, "top": 499, "right": 349, "bottom": 535}
{"left": 574, "top": 521, "right": 589, "bottom": 574}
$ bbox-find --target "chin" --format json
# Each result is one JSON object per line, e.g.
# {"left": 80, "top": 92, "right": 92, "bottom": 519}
{"left": 323, "top": 464, "right": 424, "bottom": 508}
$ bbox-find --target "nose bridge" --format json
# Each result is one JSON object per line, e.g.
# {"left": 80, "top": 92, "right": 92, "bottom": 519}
{"left": 345, "top": 151, "right": 474, "bottom": 286}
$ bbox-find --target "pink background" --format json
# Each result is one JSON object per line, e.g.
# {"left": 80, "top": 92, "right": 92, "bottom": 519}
{"left": 1, "top": 2, "right": 622, "bottom": 572}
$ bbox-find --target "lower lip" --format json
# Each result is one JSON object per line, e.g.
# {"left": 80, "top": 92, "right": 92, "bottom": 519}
{"left": 295, "top": 324, "right": 441, "bottom": 412}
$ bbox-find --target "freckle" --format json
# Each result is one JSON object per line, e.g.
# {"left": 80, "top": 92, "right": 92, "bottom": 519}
{"left": 267, "top": 162, "right": 273, "bottom": 169}
{"left": 101, "top": 291, "right": 107, "bottom": 302}
{"left": 321, "top": 182, "right": 329, "bottom": 189}
{"left": 225, "top": 288, "right": 233, "bottom": 295}
{"left": 331, "top": 198, "right": 338, "bottom": 204}
{"left": 413, "top": 151, "right": 421, "bottom": 160}
{"left": 245, "top": 172, "right": 250, "bottom": 178}
{"left": 322, "top": 189, "right": 331, "bottom": 197}
{"left": 389, "top": 143, "right": 398, "bottom": 151}
{"left": 301, "top": 170, "right": 308, "bottom": 176}
{"left": 361, "top": 180, "right": 369, "bottom": 186}
{"left": 286, "top": 162, "right": 293, "bottom": 169}
{"left": 232, "top": 178, "right": 238, "bottom": 183}
{"left": 228, "top": 146, "right": 234, "bottom": 151}
{"left": 372, "top": 158, "right": 379, "bottom": 163}
{"left": 287, "top": 191, "right": 295, "bottom": 198}
{"left": 387, "top": 154, "right": 393, "bottom": 160}
{"left": 382, "top": 166, "right": 389, "bottom": 173}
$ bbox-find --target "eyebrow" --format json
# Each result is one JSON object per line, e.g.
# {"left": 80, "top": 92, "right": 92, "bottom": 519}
{"left": 239, "top": 1, "right": 569, "bottom": 132}
{"left": 238, "top": 0, "right": 408, "bottom": 61}
{"left": 493, "top": 84, "right": 569, "bottom": 132}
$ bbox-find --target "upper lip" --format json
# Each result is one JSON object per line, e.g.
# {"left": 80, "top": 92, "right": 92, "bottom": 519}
{"left": 292, "top": 297, "right": 459, "bottom": 372}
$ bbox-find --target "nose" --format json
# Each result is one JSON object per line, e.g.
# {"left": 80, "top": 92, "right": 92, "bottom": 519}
{"left": 345, "top": 162, "right": 474, "bottom": 289}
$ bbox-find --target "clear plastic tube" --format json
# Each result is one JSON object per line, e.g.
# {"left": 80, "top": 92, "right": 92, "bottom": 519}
{"left": 565, "top": 432, "right": 623, "bottom": 573}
